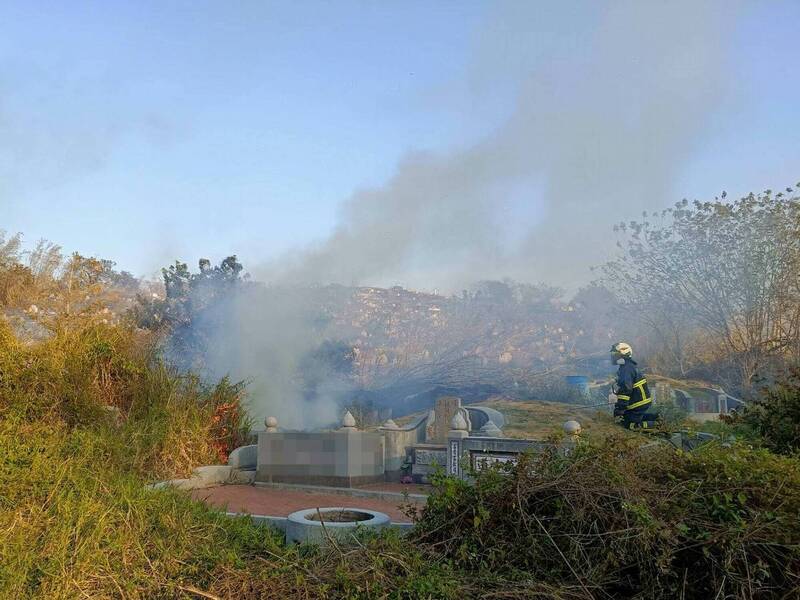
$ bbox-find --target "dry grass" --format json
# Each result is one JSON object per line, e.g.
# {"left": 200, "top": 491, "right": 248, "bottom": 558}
{"left": 415, "top": 437, "right": 800, "bottom": 599}
{"left": 479, "top": 397, "right": 623, "bottom": 440}
{"left": 393, "top": 397, "right": 622, "bottom": 441}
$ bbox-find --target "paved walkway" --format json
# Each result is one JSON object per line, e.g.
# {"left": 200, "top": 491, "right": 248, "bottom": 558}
{"left": 192, "top": 485, "right": 425, "bottom": 523}
{"left": 357, "top": 482, "right": 432, "bottom": 495}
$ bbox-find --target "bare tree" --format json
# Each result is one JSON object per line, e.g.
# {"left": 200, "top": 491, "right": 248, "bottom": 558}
{"left": 603, "top": 186, "right": 800, "bottom": 394}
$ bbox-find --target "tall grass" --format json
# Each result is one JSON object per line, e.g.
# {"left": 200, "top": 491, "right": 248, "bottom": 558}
{"left": 0, "top": 320, "right": 264, "bottom": 597}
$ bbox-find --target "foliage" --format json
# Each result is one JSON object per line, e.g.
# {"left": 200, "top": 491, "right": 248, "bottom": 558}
{"left": 0, "top": 321, "right": 248, "bottom": 477}
{"left": 415, "top": 438, "right": 800, "bottom": 599}
{"left": 0, "top": 231, "right": 138, "bottom": 337}
{"left": 3, "top": 312, "right": 800, "bottom": 598}
{"left": 729, "top": 369, "right": 800, "bottom": 455}
{"left": 132, "top": 256, "right": 247, "bottom": 370}
{"left": 207, "top": 376, "right": 252, "bottom": 462}
{"left": 602, "top": 186, "right": 800, "bottom": 394}
{"left": 0, "top": 312, "right": 469, "bottom": 599}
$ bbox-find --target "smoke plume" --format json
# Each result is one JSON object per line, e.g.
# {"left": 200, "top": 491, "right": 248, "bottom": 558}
{"left": 259, "top": 1, "right": 737, "bottom": 290}
{"left": 213, "top": 1, "right": 741, "bottom": 427}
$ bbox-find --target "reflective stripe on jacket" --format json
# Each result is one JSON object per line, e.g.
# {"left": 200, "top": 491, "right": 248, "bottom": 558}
{"left": 615, "top": 357, "right": 652, "bottom": 412}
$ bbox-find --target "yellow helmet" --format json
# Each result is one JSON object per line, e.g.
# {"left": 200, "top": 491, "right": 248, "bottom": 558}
{"left": 610, "top": 342, "right": 633, "bottom": 358}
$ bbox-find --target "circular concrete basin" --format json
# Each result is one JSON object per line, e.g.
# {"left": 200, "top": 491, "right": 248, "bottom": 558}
{"left": 285, "top": 507, "right": 390, "bottom": 545}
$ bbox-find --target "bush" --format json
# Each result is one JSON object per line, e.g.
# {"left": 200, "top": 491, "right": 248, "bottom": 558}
{"left": 730, "top": 371, "right": 800, "bottom": 456}
{"left": 414, "top": 437, "right": 800, "bottom": 599}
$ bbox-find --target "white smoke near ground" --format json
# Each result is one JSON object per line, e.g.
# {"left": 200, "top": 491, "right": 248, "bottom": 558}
{"left": 202, "top": 285, "right": 343, "bottom": 430}
{"left": 210, "top": 1, "right": 742, "bottom": 427}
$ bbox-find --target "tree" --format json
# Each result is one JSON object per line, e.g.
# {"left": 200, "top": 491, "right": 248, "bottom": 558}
{"left": 602, "top": 186, "right": 800, "bottom": 393}
{"left": 134, "top": 256, "right": 247, "bottom": 370}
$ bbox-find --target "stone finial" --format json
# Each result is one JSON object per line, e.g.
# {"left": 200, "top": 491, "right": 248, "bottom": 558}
{"left": 479, "top": 421, "right": 503, "bottom": 438}
{"left": 450, "top": 411, "right": 468, "bottom": 432}
{"left": 265, "top": 416, "right": 278, "bottom": 432}
{"left": 341, "top": 410, "right": 357, "bottom": 430}
{"left": 563, "top": 420, "right": 582, "bottom": 436}
{"left": 381, "top": 418, "right": 399, "bottom": 430}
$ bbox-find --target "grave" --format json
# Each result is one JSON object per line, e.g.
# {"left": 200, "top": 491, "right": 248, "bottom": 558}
{"left": 249, "top": 397, "right": 568, "bottom": 488}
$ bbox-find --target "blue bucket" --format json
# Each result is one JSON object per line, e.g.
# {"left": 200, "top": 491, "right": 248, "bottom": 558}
{"left": 564, "top": 375, "right": 590, "bottom": 397}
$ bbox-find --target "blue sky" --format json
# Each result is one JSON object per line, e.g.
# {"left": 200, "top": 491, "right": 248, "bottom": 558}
{"left": 2, "top": 1, "right": 799, "bottom": 283}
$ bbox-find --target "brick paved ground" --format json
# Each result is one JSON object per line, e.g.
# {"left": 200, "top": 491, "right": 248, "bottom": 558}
{"left": 191, "top": 485, "right": 424, "bottom": 522}
{"left": 356, "top": 482, "right": 432, "bottom": 495}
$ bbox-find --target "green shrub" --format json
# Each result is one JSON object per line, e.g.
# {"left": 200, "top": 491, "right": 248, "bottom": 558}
{"left": 730, "top": 372, "right": 800, "bottom": 456}
{"left": 414, "top": 437, "right": 800, "bottom": 599}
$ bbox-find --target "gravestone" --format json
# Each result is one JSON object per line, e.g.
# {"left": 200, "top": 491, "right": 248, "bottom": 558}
{"left": 432, "top": 396, "right": 462, "bottom": 443}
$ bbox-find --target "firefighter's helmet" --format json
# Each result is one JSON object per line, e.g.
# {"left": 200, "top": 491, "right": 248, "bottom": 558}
{"left": 610, "top": 342, "right": 633, "bottom": 358}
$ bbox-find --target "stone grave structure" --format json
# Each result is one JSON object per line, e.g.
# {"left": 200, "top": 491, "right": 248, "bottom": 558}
{"left": 256, "top": 411, "right": 385, "bottom": 487}
{"left": 431, "top": 396, "right": 464, "bottom": 442}
{"left": 248, "top": 396, "right": 572, "bottom": 488}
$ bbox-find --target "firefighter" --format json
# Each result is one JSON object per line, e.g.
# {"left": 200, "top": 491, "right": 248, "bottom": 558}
{"left": 607, "top": 342, "right": 656, "bottom": 429}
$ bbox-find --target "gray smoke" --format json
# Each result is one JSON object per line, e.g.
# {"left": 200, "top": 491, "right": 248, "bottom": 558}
{"left": 214, "top": 1, "right": 743, "bottom": 427}
{"left": 259, "top": 1, "right": 738, "bottom": 290}
{"left": 204, "top": 285, "right": 343, "bottom": 430}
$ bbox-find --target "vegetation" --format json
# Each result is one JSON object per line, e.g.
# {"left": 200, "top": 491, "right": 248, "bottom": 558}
{"left": 0, "top": 231, "right": 136, "bottom": 318}
{"left": 480, "top": 398, "right": 621, "bottom": 440}
{"left": 3, "top": 181, "right": 800, "bottom": 598}
{"left": 603, "top": 186, "right": 800, "bottom": 395}
{"left": 2, "top": 315, "right": 798, "bottom": 598}
{"left": 728, "top": 369, "right": 800, "bottom": 456}
{"left": 0, "top": 320, "right": 460, "bottom": 599}
{"left": 132, "top": 256, "right": 248, "bottom": 371}
{"left": 416, "top": 439, "right": 800, "bottom": 599}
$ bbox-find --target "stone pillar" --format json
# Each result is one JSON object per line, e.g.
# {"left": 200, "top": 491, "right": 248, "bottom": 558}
{"left": 380, "top": 418, "right": 404, "bottom": 474}
{"left": 447, "top": 412, "right": 469, "bottom": 478}
{"left": 433, "top": 396, "right": 462, "bottom": 442}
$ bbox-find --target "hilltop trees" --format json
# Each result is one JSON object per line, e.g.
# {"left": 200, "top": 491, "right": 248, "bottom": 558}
{"left": 133, "top": 256, "right": 247, "bottom": 370}
{"left": 603, "top": 186, "right": 800, "bottom": 394}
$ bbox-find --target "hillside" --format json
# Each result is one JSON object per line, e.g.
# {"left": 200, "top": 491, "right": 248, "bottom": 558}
{"left": 315, "top": 283, "right": 617, "bottom": 384}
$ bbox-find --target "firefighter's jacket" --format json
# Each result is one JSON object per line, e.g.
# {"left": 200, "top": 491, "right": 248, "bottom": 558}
{"left": 614, "top": 357, "right": 652, "bottom": 416}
